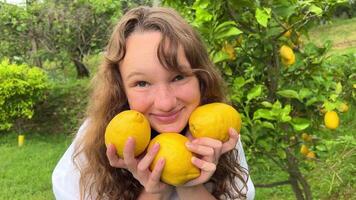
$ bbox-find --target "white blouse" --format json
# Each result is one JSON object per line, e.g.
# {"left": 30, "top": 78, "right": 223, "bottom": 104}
{"left": 52, "top": 121, "right": 255, "bottom": 199}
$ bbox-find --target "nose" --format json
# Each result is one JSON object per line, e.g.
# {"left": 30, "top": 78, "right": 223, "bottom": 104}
{"left": 154, "top": 84, "right": 177, "bottom": 112}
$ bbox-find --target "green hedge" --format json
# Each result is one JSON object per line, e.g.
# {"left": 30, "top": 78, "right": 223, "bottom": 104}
{"left": 0, "top": 58, "right": 49, "bottom": 131}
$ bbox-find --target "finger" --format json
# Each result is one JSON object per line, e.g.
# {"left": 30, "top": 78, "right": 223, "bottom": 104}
{"left": 137, "top": 143, "right": 160, "bottom": 172}
{"left": 192, "top": 137, "right": 223, "bottom": 149}
{"left": 123, "top": 137, "right": 137, "bottom": 171}
{"left": 148, "top": 158, "right": 165, "bottom": 183}
{"left": 185, "top": 130, "right": 195, "bottom": 141}
{"left": 191, "top": 156, "right": 216, "bottom": 172}
{"left": 191, "top": 137, "right": 223, "bottom": 162}
{"left": 221, "top": 128, "right": 239, "bottom": 154}
{"left": 186, "top": 142, "right": 214, "bottom": 159}
{"left": 106, "top": 143, "right": 126, "bottom": 168}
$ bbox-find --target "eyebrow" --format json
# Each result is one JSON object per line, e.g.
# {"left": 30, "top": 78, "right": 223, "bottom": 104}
{"left": 126, "top": 71, "right": 145, "bottom": 80}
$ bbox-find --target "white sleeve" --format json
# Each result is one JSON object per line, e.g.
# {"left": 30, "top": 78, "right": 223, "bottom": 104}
{"left": 236, "top": 138, "right": 255, "bottom": 200}
{"left": 52, "top": 121, "right": 89, "bottom": 200}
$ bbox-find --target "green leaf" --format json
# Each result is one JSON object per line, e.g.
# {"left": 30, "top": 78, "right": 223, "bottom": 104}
{"left": 277, "top": 90, "right": 300, "bottom": 100}
{"left": 306, "top": 97, "right": 318, "bottom": 106}
{"left": 254, "top": 109, "right": 274, "bottom": 120}
{"left": 272, "top": 100, "right": 282, "bottom": 109}
{"left": 216, "top": 26, "right": 243, "bottom": 40}
{"left": 247, "top": 85, "right": 263, "bottom": 101}
{"left": 212, "top": 51, "right": 230, "bottom": 63}
{"left": 309, "top": 5, "right": 323, "bottom": 16}
{"left": 323, "top": 101, "right": 337, "bottom": 111}
{"left": 262, "top": 121, "right": 275, "bottom": 129}
{"left": 261, "top": 101, "right": 273, "bottom": 108}
{"left": 299, "top": 88, "right": 312, "bottom": 100}
{"left": 335, "top": 82, "right": 342, "bottom": 95}
{"left": 277, "top": 149, "right": 286, "bottom": 159}
{"left": 255, "top": 7, "right": 271, "bottom": 27}
{"left": 233, "top": 77, "right": 245, "bottom": 89}
{"left": 258, "top": 139, "right": 272, "bottom": 152}
{"left": 214, "top": 21, "right": 237, "bottom": 33}
{"left": 291, "top": 117, "right": 310, "bottom": 131}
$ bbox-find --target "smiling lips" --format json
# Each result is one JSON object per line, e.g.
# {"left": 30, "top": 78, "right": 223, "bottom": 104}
{"left": 150, "top": 108, "right": 183, "bottom": 124}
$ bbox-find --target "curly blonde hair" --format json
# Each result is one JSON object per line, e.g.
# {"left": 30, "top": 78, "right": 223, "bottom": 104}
{"left": 73, "top": 6, "right": 248, "bottom": 200}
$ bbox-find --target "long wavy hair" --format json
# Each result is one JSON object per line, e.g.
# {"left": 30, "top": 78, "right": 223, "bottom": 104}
{"left": 73, "top": 6, "right": 248, "bottom": 200}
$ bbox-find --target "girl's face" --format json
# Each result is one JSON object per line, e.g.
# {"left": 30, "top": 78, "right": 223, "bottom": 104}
{"left": 119, "top": 31, "right": 201, "bottom": 133}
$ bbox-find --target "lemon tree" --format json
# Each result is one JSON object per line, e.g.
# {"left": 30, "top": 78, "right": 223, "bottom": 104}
{"left": 163, "top": 0, "right": 355, "bottom": 199}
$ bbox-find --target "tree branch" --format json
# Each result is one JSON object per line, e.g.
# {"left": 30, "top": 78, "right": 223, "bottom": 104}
{"left": 255, "top": 180, "right": 291, "bottom": 188}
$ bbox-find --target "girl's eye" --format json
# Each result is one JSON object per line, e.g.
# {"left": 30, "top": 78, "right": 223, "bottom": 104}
{"left": 173, "top": 74, "right": 185, "bottom": 81}
{"left": 135, "top": 81, "right": 149, "bottom": 87}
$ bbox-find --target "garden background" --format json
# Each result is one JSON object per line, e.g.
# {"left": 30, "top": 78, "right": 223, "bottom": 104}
{"left": 0, "top": 0, "right": 355, "bottom": 199}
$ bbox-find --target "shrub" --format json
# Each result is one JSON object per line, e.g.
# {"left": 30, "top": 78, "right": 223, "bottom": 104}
{"left": 0, "top": 58, "right": 49, "bottom": 131}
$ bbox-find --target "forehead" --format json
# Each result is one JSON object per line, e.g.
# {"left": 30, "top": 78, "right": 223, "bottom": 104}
{"left": 121, "top": 31, "right": 191, "bottom": 72}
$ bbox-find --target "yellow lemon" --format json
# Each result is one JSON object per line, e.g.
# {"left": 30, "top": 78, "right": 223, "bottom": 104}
{"left": 300, "top": 144, "right": 309, "bottom": 155}
{"left": 306, "top": 151, "right": 316, "bottom": 159}
{"left": 283, "top": 29, "right": 292, "bottom": 38}
{"left": 236, "top": 35, "right": 243, "bottom": 46}
{"left": 324, "top": 111, "right": 340, "bottom": 130}
{"left": 338, "top": 103, "right": 349, "bottom": 113}
{"left": 222, "top": 42, "right": 236, "bottom": 60}
{"left": 280, "top": 45, "right": 296, "bottom": 66}
{"left": 301, "top": 133, "right": 312, "bottom": 142}
{"left": 148, "top": 133, "right": 200, "bottom": 186}
{"left": 189, "top": 103, "right": 241, "bottom": 142}
{"left": 105, "top": 110, "right": 151, "bottom": 158}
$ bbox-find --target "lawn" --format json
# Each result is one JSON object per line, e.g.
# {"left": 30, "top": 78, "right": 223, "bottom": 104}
{"left": 0, "top": 132, "right": 73, "bottom": 200}
{"left": 307, "top": 17, "right": 356, "bottom": 55}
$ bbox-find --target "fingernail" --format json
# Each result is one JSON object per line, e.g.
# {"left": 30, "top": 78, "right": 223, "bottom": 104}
{"left": 159, "top": 158, "right": 165, "bottom": 165}
{"left": 192, "top": 139, "right": 199, "bottom": 144}
{"left": 230, "top": 128, "right": 237, "bottom": 135}
{"left": 153, "top": 142, "right": 160, "bottom": 149}
{"left": 185, "top": 142, "right": 193, "bottom": 148}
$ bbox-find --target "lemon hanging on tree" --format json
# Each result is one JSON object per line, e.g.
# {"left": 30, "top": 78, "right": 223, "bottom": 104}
{"left": 105, "top": 110, "right": 151, "bottom": 158}
{"left": 279, "top": 45, "right": 295, "bottom": 66}
{"left": 189, "top": 103, "right": 242, "bottom": 142}
{"left": 324, "top": 111, "right": 340, "bottom": 130}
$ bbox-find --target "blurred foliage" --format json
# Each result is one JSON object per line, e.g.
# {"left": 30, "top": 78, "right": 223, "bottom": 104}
{"left": 0, "top": 58, "right": 49, "bottom": 131}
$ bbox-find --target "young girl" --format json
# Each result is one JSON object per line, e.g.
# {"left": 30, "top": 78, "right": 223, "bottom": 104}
{"left": 52, "top": 6, "right": 255, "bottom": 200}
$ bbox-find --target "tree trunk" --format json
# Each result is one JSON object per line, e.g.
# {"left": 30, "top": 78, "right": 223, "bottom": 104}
{"left": 286, "top": 147, "right": 313, "bottom": 200}
{"left": 72, "top": 58, "right": 89, "bottom": 78}
{"left": 30, "top": 34, "right": 42, "bottom": 68}
{"left": 266, "top": 44, "right": 280, "bottom": 102}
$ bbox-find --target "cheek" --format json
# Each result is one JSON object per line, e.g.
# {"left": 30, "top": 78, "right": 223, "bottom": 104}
{"left": 177, "top": 80, "right": 201, "bottom": 106}
{"left": 126, "top": 92, "right": 150, "bottom": 113}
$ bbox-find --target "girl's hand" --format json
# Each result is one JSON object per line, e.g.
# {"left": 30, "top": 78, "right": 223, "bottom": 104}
{"left": 106, "top": 138, "right": 172, "bottom": 195}
{"left": 183, "top": 128, "right": 239, "bottom": 186}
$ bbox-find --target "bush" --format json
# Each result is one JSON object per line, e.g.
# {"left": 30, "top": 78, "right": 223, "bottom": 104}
{"left": 0, "top": 58, "right": 49, "bottom": 131}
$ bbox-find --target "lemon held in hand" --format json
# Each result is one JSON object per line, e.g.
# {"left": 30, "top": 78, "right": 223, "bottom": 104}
{"left": 148, "top": 133, "right": 200, "bottom": 186}
{"left": 105, "top": 110, "right": 151, "bottom": 158}
{"left": 189, "top": 103, "right": 242, "bottom": 142}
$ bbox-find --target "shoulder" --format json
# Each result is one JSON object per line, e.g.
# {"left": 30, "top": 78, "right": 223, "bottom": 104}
{"left": 52, "top": 120, "right": 90, "bottom": 200}
{"left": 234, "top": 137, "right": 255, "bottom": 200}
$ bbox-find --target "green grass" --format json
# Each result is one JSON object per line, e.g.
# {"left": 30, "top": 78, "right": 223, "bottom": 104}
{"left": 0, "top": 132, "right": 72, "bottom": 200}
{"left": 307, "top": 17, "right": 356, "bottom": 54}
